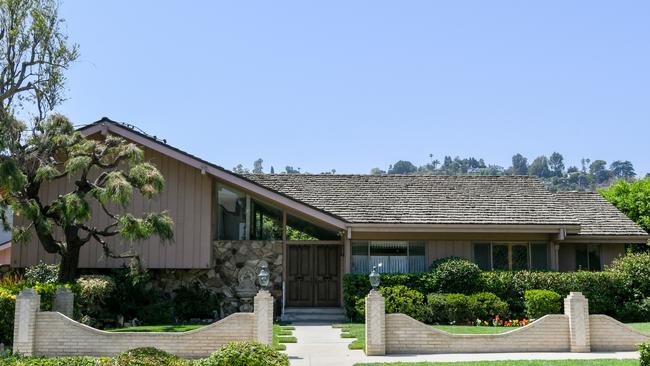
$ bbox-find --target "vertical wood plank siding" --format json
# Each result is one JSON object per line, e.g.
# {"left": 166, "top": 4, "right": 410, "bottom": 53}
{"left": 12, "top": 148, "right": 212, "bottom": 269}
{"left": 426, "top": 240, "right": 473, "bottom": 264}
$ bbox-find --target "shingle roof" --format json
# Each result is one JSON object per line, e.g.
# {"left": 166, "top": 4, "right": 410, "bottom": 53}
{"left": 245, "top": 174, "right": 580, "bottom": 225}
{"left": 555, "top": 192, "right": 648, "bottom": 237}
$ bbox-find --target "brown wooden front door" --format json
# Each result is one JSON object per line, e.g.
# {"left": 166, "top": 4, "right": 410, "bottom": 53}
{"left": 286, "top": 244, "right": 341, "bottom": 307}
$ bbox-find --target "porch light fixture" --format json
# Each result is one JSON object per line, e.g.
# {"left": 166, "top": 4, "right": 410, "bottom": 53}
{"left": 258, "top": 265, "right": 270, "bottom": 290}
{"left": 369, "top": 265, "right": 381, "bottom": 291}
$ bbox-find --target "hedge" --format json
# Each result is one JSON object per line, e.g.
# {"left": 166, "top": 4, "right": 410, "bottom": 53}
{"left": 343, "top": 269, "right": 631, "bottom": 321}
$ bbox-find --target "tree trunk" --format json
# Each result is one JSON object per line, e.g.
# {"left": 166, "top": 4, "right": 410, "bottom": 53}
{"left": 58, "top": 244, "right": 81, "bottom": 283}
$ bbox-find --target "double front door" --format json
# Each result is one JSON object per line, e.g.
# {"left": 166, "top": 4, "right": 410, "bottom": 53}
{"left": 286, "top": 244, "right": 341, "bottom": 307}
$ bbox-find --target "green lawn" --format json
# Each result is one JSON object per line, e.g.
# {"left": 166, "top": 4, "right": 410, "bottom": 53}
{"left": 107, "top": 324, "right": 205, "bottom": 332}
{"left": 108, "top": 323, "right": 296, "bottom": 351}
{"left": 355, "top": 361, "right": 638, "bottom": 366}
{"left": 335, "top": 322, "right": 650, "bottom": 351}
{"left": 628, "top": 322, "right": 650, "bottom": 334}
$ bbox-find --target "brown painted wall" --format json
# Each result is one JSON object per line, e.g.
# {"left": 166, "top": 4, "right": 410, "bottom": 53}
{"left": 12, "top": 147, "right": 213, "bottom": 269}
{"left": 0, "top": 246, "right": 10, "bottom": 265}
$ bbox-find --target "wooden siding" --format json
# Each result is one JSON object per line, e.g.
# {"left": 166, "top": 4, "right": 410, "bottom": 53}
{"left": 11, "top": 147, "right": 212, "bottom": 269}
{"left": 426, "top": 240, "right": 473, "bottom": 263}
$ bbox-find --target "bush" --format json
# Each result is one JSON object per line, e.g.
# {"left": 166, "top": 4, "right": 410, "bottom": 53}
{"left": 424, "top": 293, "right": 447, "bottom": 324}
{"left": 524, "top": 290, "right": 561, "bottom": 319}
{"left": 196, "top": 341, "right": 289, "bottom": 366}
{"left": 105, "top": 269, "right": 171, "bottom": 325}
{"left": 173, "top": 283, "right": 220, "bottom": 320}
{"left": 429, "top": 256, "right": 468, "bottom": 272}
{"left": 616, "top": 297, "right": 650, "bottom": 322}
{"left": 469, "top": 292, "right": 509, "bottom": 320}
{"left": 641, "top": 341, "right": 650, "bottom": 366}
{"left": 342, "top": 272, "right": 435, "bottom": 321}
{"left": 380, "top": 285, "right": 426, "bottom": 321}
{"left": 441, "top": 293, "right": 475, "bottom": 324}
{"left": 0, "top": 288, "right": 16, "bottom": 344}
{"left": 24, "top": 262, "right": 60, "bottom": 284}
{"left": 113, "top": 347, "right": 190, "bottom": 366}
{"left": 431, "top": 258, "right": 483, "bottom": 294}
{"left": 609, "top": 252, "right": 650, "bottom": 298}
{"left": 76, "top": 275, "right": 115, "bottom": 324}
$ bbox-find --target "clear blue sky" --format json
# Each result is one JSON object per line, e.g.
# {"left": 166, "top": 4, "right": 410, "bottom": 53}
{"left": 57, "top": 1, "right": 650, "bottom": 176}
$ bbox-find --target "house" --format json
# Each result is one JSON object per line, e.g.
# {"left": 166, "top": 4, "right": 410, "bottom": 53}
{"left": 11, "top": 118, "right": 649, "bottom": 314}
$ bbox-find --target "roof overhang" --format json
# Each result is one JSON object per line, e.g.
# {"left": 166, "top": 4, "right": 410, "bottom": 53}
{"left": 81, "top": 121, "right": 349, "bottom": 230}
{"left": 562, "top": 235, "right": 649, "bottom": 244}
{"left": 348, "top": 223, "right": 581, "bottom": 234}
{"left": 0, "top": 241, "right": 11, "bottom": 251}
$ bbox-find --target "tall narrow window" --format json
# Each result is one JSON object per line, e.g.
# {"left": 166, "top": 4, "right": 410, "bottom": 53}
{"left": 530, "top": 243, "right": 549, "bottom": 270}
{"left": 576, "top": 244, "right": 601, "bottom": 271}
{"left": 217, "top": 185, "right": 247, "bottom": 240}
{"left": 473, "top": 243, "right": 491, "bottom": 271}
{"left": 250, "top": 199, "right": 282, "bottom": 240}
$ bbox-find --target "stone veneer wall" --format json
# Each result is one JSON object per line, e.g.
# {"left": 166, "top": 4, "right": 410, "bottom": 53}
{"left": 152, "top": 241, "right": 283, "bottom": 316}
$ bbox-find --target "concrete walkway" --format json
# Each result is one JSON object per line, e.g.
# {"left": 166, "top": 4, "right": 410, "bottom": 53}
{"left": 284, "top": 323, "right": 640, "bottom": 366}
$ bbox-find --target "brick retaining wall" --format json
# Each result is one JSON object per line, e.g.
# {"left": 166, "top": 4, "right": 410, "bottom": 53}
{"left": 13, "top": 288, "right": 274, "bottom": 358}
{"left": 386, "top": 313, "right": 570, "bottom": 354}
{"left": 366, "top": 290, "right": 649, "bottom": 355}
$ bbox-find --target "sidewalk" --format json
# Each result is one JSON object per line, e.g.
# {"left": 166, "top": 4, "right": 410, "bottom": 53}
{"left": 284, "top": 323, "right": 640, "bottom": 366}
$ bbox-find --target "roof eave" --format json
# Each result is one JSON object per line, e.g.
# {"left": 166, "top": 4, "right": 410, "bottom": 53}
{"left": 348, "top": 223, "right": 581, "bottom": 234}
{"left": 563, "top": 234, "right": 649, "bottom": 244}
{"left": 80, "top": 120, "right": 349, "bottom": 230}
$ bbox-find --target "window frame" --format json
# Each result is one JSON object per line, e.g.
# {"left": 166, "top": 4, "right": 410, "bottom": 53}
{"left": 473, "top": 241, "right": 549, "bottom": 271}
{"left": 351, "top": 240, "right": 427, "bottom": 274}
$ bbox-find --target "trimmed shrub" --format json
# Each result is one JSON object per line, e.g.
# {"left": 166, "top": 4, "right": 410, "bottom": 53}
{"left": 173, "top": 283, "right": 220, "bottom": 320}
{"left": 342, "top": 272, "right": 435, "bottom": 321}
{"left": 113, "top": 347, "right": 190, "bottom": 366}
{"left": 431, "top": 258, "right": 483, "bottom": 295}
{"left": 640, "top": 341, "right": 650, "bottom": 366}
{"left": 24, "top": 262, "right": 60, "bottom": 284}
{"left": 524, "top": 290, "right": 561, "bottom": 319}
{"left": 380, "top": 285, "right": 426, "bottom": 321}
{"left": 442, "top": 293, "right": 475, "bottom": 324}
{"left": 0, "top": 288, "right": 16, "bottom": 345}
{"left": 469, "top": 292, "right": 509, "bottom": 320}
{"left": 424, "top": 293, "right": 447, "bottom": 324}
{"left": 196, "top": 341, "right": 289, "bottom": 366}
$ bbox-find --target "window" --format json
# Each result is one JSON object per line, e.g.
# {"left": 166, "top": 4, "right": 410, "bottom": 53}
{"left": 286, "top": 214, "right": 339, "bottom": 240}
{"left": 575, "top": 244, "right": 601, "bottom": 271}
{"left": 213, "top": 181, "right": 340, "bottom": 241}
{"left": 250, "top": 200, "right": 283, "bottom": 240}
{"left": 351, "top": 241, "right": 426, "bottom": 274}
{"left": 472, "top": 242, "right": 549, "bottom": 271}
{"left": 216, "top": 184, "right": 247, "bottom": 240}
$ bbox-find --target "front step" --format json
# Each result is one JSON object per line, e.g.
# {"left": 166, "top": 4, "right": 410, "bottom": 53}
{"left": 281, "top": 307, "right": 347, "bottom": 323}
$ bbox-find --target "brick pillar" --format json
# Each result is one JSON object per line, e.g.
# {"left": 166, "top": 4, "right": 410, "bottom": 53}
{"left": 564, "top": 292, "right": 590, "bottom": 352}
{"left": 13, "top": 288, "right": 41, "bottom": 356}
{"left": 254, "top": 290, "right": 273, "bottom": 345}
{"left": 365, "top": 290, "right": 385, "bottom": 356}
{"left": 52, "top": 287, "right": 74, "bottom": 318}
